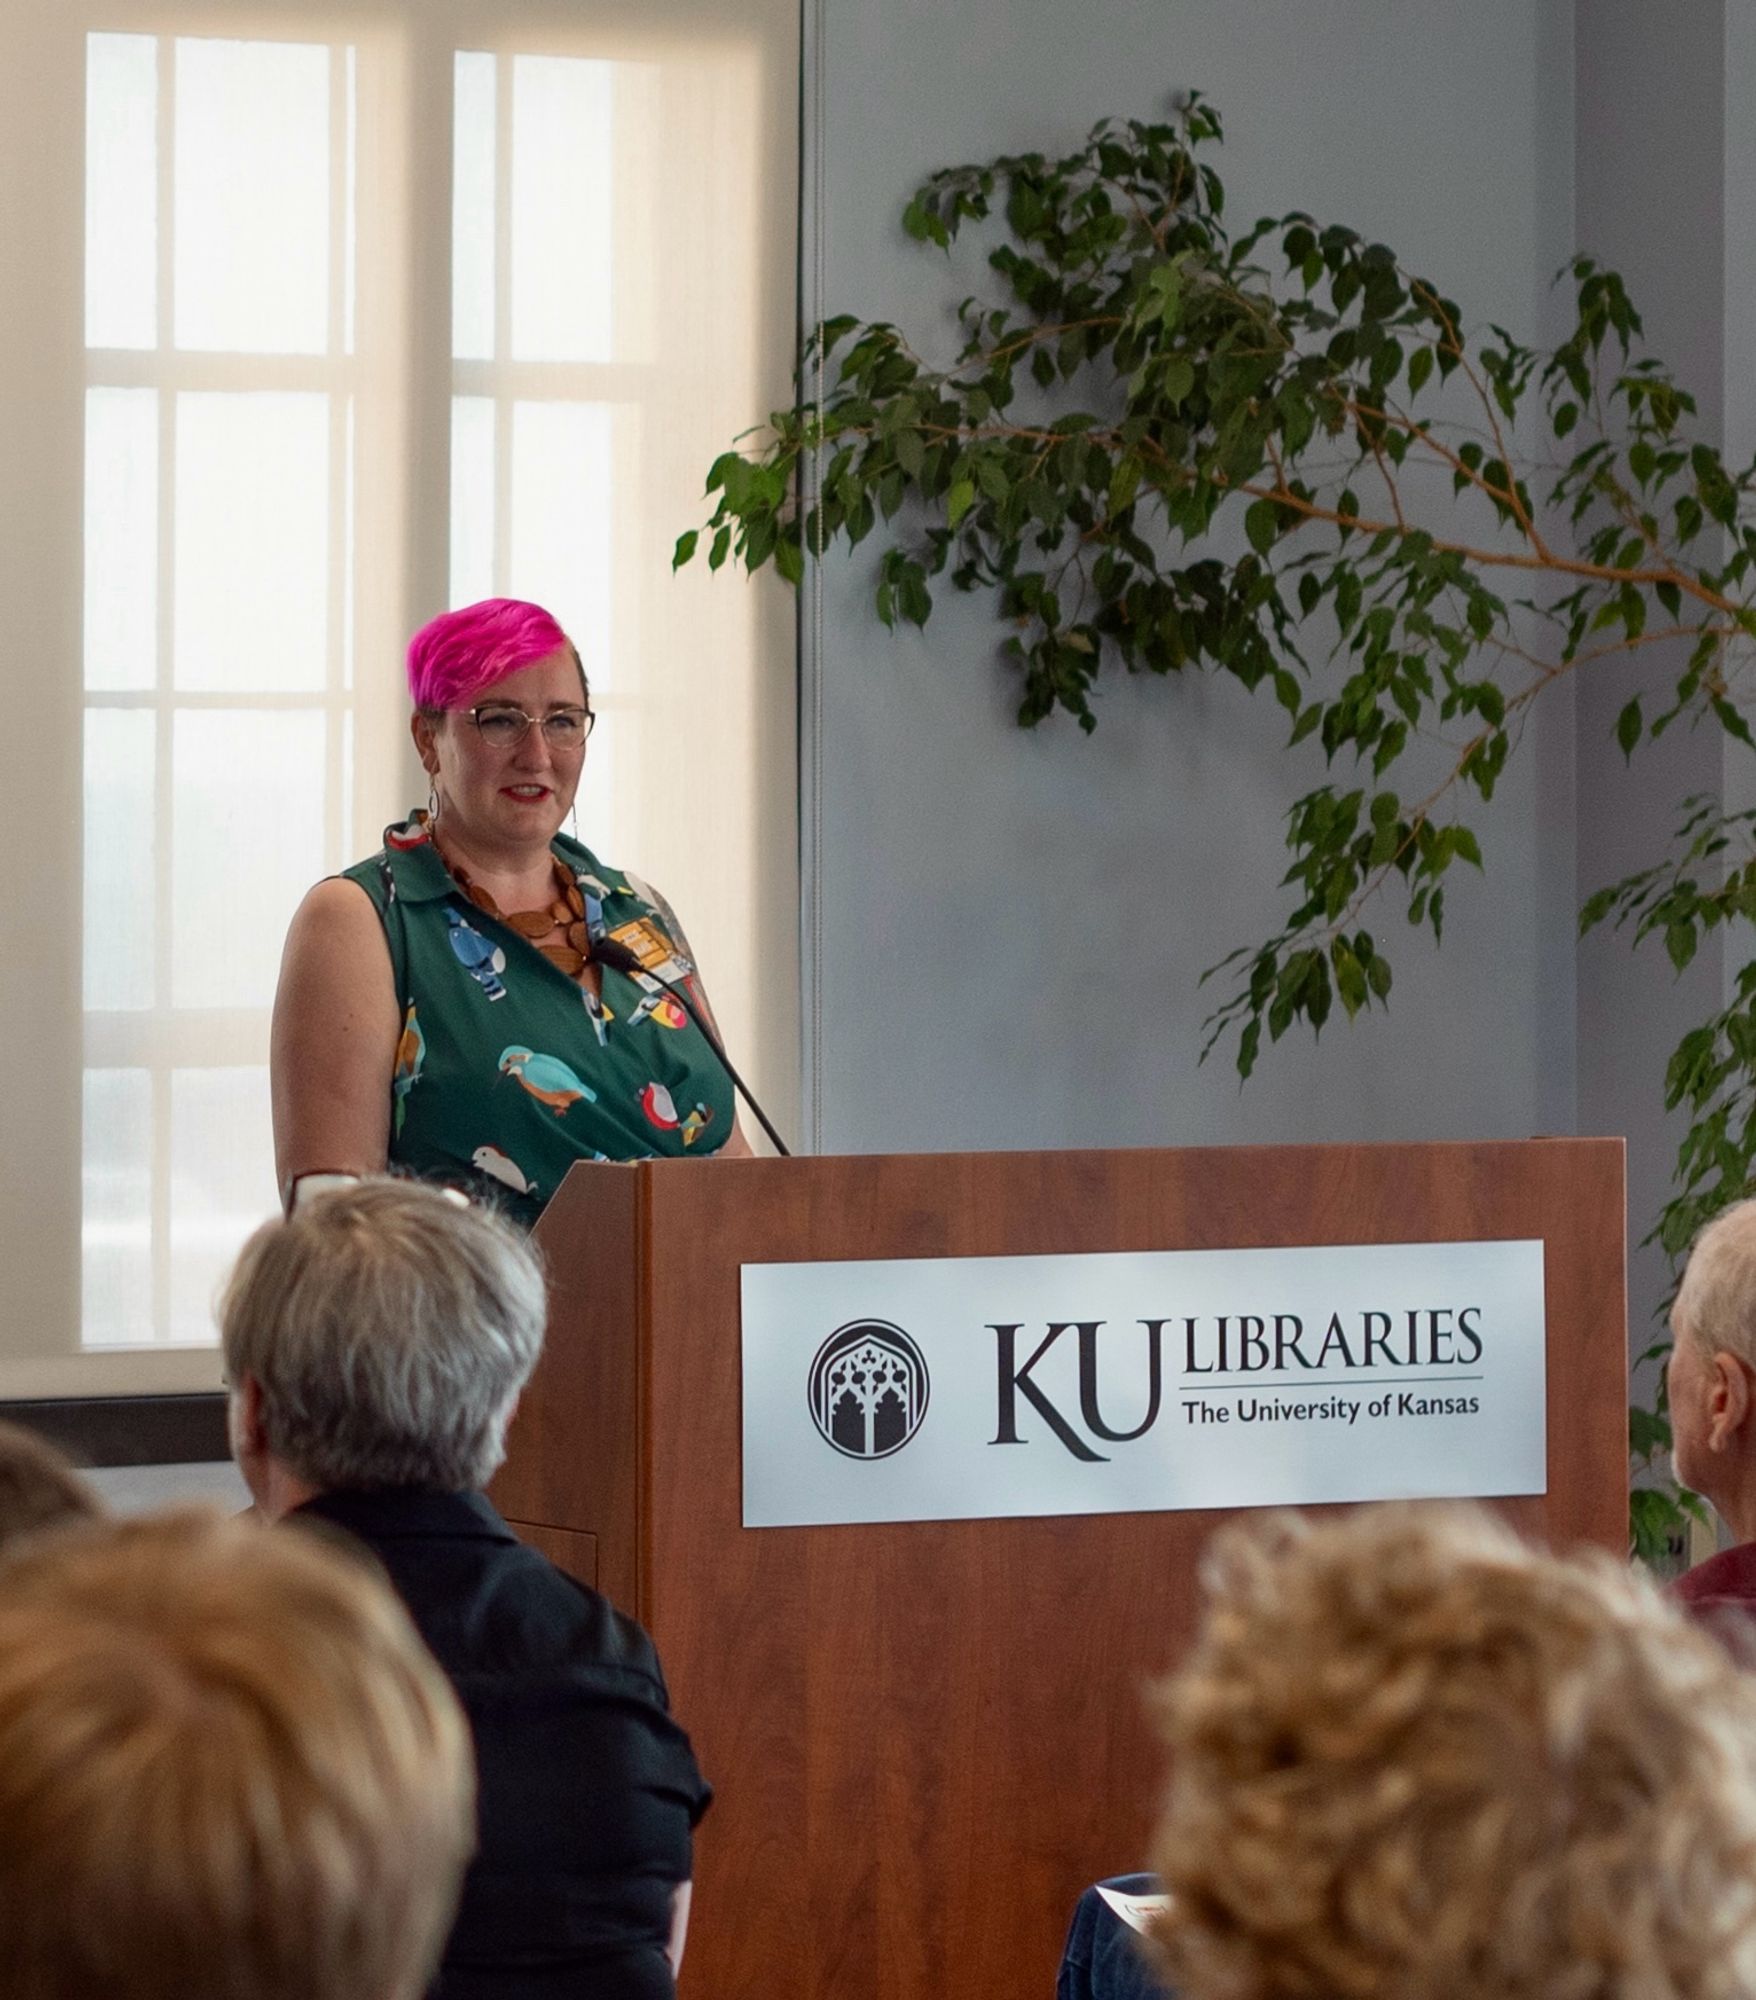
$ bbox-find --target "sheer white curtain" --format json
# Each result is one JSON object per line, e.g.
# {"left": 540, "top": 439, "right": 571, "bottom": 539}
{"left": 0, "top": 0, "right": 798, "bottom": 1395}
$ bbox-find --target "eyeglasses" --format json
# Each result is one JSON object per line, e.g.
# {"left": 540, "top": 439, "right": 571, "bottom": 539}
{"left": 467, "top": 702, "right": 595, "bottom": 749}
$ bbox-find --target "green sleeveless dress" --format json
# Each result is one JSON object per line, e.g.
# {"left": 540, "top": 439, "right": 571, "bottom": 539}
{"left": 343, "top": 814, "right": 736, "bottom": 1226}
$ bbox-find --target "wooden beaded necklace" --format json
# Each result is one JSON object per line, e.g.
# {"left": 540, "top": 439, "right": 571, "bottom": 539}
{"left": 435, "top": 832, "right": 591, "bottom": 978}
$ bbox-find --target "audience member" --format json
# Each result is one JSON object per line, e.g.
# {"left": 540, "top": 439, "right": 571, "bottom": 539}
{"left": 221, "top": 1176, "right": 711, "bottom": 2000}
{"left": 0, "top": 1506, "right": 472, "bottom": 2000}
{"left": 1150, "top": 1503, "right": 1756, "bottom": 2000}
{"left": 0, "top": 1418, "right": 102, "bottom": 1547}
{"left": 1669, "top": 1198, "right": 1756, "bottom": 1619}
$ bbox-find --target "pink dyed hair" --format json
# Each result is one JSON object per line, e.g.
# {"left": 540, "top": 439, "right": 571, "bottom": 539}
{"left": 406, "top": 598, "right": 583, "bottom": 711}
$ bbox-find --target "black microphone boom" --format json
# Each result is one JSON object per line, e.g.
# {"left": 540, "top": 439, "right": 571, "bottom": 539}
{"left": 590, "top": 935, "right": 791, "bottom": 1158}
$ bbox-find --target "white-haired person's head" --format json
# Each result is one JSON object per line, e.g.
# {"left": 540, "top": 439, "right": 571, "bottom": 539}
{"left": 221, "top": 1176, "right": 547, "bottom": 1517}
{"left": 1149, "top": 1502, "right": 1756, "bottom": 2000}
{"left": 0, "top": 1506, "right": 473, "bottom": 2000}
{"left": 1670, "top": 1198, "right": 1756, "bottom": 1545}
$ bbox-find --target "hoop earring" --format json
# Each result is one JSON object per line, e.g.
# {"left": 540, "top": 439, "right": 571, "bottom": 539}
{"left": 427, "top": 783, "right": 440, "bottom": 828}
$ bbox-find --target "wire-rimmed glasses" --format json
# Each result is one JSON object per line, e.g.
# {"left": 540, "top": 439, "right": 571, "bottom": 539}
{"left": 467, "top": 702, "right": 595, "bottom": 750}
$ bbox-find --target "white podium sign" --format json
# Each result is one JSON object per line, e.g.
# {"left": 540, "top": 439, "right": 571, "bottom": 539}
{"left": 740, "top": 1239, "right": 1547, "bottom": 1528}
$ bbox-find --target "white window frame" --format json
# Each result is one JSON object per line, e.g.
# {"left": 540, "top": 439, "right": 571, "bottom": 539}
{"left": 0, "top": 0, "right": 799, "bottom": 1398}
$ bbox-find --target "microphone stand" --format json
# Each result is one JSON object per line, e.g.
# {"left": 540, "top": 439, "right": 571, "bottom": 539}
{"left": 591, "top": 935, "right": 792, "bottom": 1158}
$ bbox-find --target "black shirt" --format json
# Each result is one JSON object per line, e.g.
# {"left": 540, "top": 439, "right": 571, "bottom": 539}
{"left": 293, "top": 1488, "right": 711, "bottom": 2000}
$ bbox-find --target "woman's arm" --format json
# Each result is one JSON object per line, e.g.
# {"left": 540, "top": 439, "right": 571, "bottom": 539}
{"left": 270, "top": 878, "right": 402, "bottom": 1204}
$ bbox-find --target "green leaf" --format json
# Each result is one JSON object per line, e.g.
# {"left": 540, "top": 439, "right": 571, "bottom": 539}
{"left": 1629, "top": 1405, "right": 1670, "bottom": 1457}
{"left": 1107, "top": 454, "right": 1143, "bottom": 516}
{"left": 1331, "top": 940, "right": 1367, "bottom": 1017}
{"left": 1616, "top": 697, "right": 1643, "bottom": 760}
{"left": 1406, "top": 345, "right": 1434, "bottom": 396}
{"left": 1159, "top": 357, "right": 1194, "bottom": 406}
{"left": 947, "top": 477, "right": 977, "bottom": 528}
{"left": 1578, "top": 886, "right": 1619, "bottom": 935}
{"left": 1144, "top": 262, "right": 1185, "bottom": 330}
{"left": 743, "top": 514, "right": 777, "bottom": 569}
{"left": 1713, "top": 695, "right": 1756, "bottom": 748}
{"left": 774, "top": 535, "right": 804, "bottom": 587}
{"left": 672, "top": 528, "right": 699, "bottom": 570}
{"left": 1245, "top": 499, "right": 1279, "bottom": 556}
{"left": 1630, "top": 1487, "right": 1688, "bottom": 1564}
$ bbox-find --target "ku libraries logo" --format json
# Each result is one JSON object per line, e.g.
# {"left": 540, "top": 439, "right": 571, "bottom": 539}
{"left": 807, "top": 1320, "right": 931, "bottom": 1460}
{"left": 805, "top": 1316, "right": 1175, "bottom": 1467}
{"left": 807, "top": 1310, "right": 1491, "bottom": 1465}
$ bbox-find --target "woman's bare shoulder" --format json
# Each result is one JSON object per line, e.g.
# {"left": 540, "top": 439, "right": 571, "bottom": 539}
{"left": 282, "top": 875, "right": 387, "bottom": 959}
{"left": 278, "top": 876, "right": 393, "bottom": 1006}
{"left": 292, "top": 872, "right": 383, "bottom": 928}
{"left": 272, "top": 875, "right": 397, "bottom": 1185}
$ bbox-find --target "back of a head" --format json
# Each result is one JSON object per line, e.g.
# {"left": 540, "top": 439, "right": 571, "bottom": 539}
{"left": 0, "top": 1420, "right": 101, "bottom": 1551}
{"left": 220, "top": 1175, "right": 548, "bottom": 1491}
{"left": 1151, "top": 1503, "right": 1756, "bottom": 2000}
{"left": 0, "top": 1507, "right": 473, "bottom": 2000}
{"left": 1674, "top": 1196, "right": 1756, "bottom": 1362}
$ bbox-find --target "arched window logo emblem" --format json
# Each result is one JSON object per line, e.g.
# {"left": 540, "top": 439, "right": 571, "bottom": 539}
{"left": 808, "top": 1320, "right": 931, "bottom": 1460}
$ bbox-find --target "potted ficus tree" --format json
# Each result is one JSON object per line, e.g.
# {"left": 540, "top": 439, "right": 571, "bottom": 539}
{"left": 679, "top": 94, "right": 1756, "bottom": 1557}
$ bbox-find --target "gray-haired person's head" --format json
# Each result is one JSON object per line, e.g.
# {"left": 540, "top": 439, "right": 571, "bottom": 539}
{"left": 220, "top": 1179, "right": 547, "bottom": 1492}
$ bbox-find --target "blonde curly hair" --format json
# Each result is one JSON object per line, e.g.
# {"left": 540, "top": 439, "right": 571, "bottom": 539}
{"left": 1150, "top": 1504, "right": 1756, "bottom": 2000}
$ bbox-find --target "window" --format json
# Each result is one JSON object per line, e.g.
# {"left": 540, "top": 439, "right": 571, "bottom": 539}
{"left": 82, "top": 33, "right": 361, "bottom": 1345}
{"left": 2, "top": 0, "right": 798, "bottom": 1395}
{"left": 448, "top": 49, "right": 638, "bottom": 842}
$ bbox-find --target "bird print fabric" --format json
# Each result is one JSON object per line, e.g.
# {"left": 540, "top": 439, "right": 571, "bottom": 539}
{"left": 392, "top": 1005, "right": 426, "bottom": 1136}
{"left": 344, "top": 815, "right": 737, "bottom": 1225}
{"left": 499, "top": 1045, "right": 598, "bottom": 1113}
{"left": 445, "top": 909, "right": 509, "bottom": 999}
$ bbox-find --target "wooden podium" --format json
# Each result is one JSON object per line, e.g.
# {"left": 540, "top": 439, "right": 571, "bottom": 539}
{"left": 489, "top": 1140, "right": 1627, "bottom": 2000}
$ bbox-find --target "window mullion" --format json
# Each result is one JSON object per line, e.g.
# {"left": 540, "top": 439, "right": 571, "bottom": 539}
{"left": 149, "top": 30, "right": 176, "bottom": 1344}
{"left": 491, "top": 53, "right": 513, "bottom": 596}
{"left": 325, "top": 41, "right": 348, "bottom": 872}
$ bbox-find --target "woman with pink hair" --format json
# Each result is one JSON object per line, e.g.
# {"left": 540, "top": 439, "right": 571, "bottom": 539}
{"left": 271, "top": 599, "right": 750, "bottom": 1221}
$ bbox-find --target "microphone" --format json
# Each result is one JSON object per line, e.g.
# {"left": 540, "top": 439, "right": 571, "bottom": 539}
{"left": 591, "top": 935, "right": 792, "bottom": 1158}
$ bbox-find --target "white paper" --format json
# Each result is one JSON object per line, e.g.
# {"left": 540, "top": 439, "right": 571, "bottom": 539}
{"left": 1095, "top": 1884, "right": 1172, "bottom": 1935}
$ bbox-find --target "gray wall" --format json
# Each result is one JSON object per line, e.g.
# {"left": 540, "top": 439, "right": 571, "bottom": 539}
{"left": 802, "top": 1, "right": 1582, "bottom": 1160}
{"left": 1573, "top": 2, "right": 1736, "bottom": 1357}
